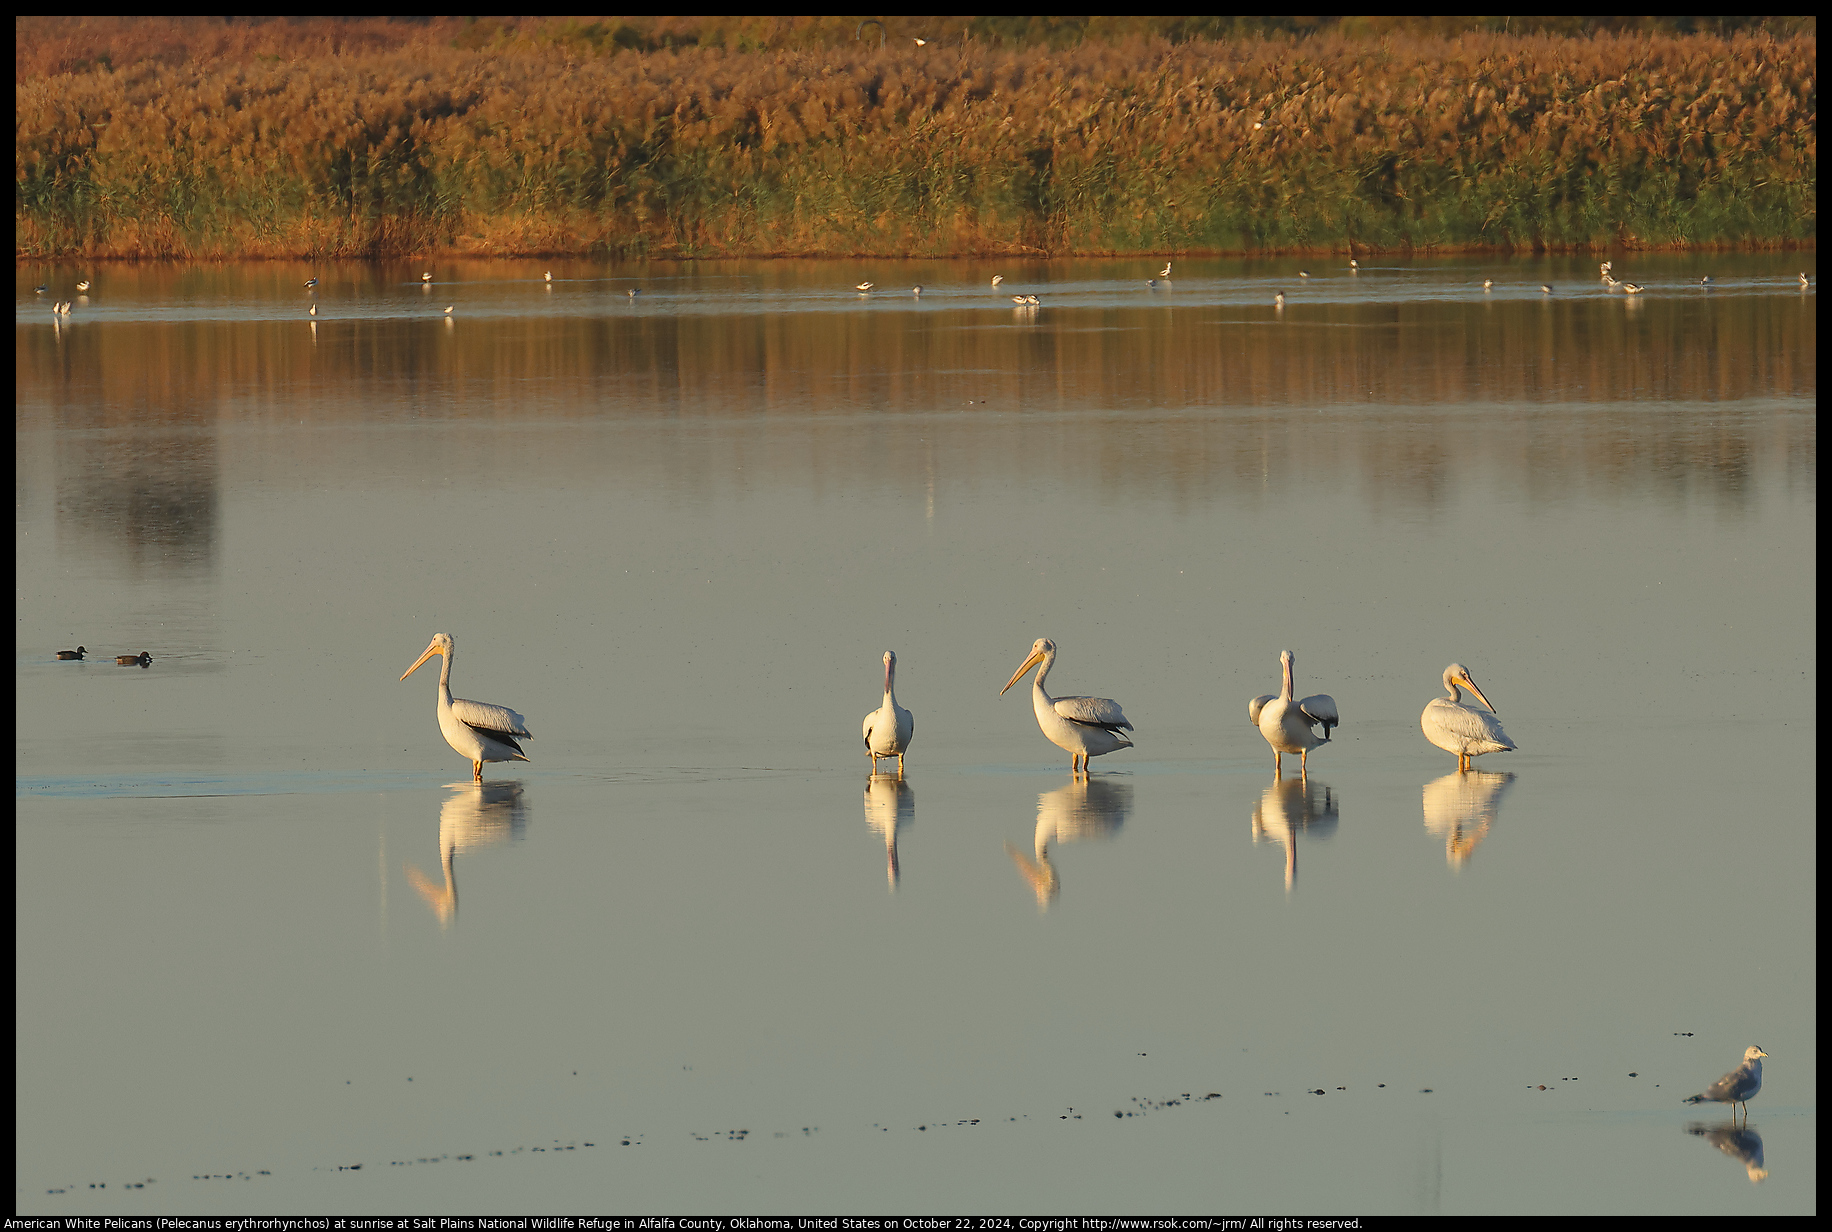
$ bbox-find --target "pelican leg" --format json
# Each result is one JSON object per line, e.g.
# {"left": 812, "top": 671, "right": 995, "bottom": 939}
{"left": 1299, "top": 748, "right": 1309, "bottom": 777}
{"left": 1273, "top": 751, "right": 1283, "bottom": 778}
{"left": 472, "top": 760, "right": 484, "bottom": 781}
{"left": 897, "top": 753, "right": 905, "bottom": 778}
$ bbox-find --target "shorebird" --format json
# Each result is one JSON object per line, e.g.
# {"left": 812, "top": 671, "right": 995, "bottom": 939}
{"left": 544, "top": 271, "right": 552, "bottom": 282}
{"left": 1349, "top": 259, "right": 1359, "bottom": 270}
{"left": 1012, "top": 294, "right": 1030, "bottom": 304}
{"left": 1146, "top": 279, "right": 1158, "bottom": 288}
{"left": 1298, "top": 270, "right": 1311, "bottom": 278}
{"left": 1799, "top": 273, "right": 1811, "bottom": 287}
{"left": 34, "top": 284, "right": 47, "bottom": 294}
{"left": 1700, "top": 276, "right": 1713, "bottom": 286}
{"left": 627, "top": 288, "right": 640, "bottom": 297}
{"left": 1025, "top": 295, "right": 1039, "bottom": 305}
{"left": 309, "top": 303, "right": 316, "bottom": 316}
{"left": 421, "top": 272, "right": 433, "bottom": 283}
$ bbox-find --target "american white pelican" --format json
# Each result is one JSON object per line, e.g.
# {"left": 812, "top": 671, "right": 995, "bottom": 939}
{"left": 1621, "top": 282, "right": 1644, "bottom": 294}
{"left": 116, "top": 652, "right": 151, "bottom": 667}
{"left": 56, "top": 646, "right": 85, "bottom": 660}
{"left": 77, "top": 279, "right": 92, "bottom": 292}
{"left": 1422, "top": 663, "right": 1516, "bottom": 770}
{"left": 1274, "top": 291, "right": 1285, "bottom": 307}
{"left": 1800, "top": 273, "right": 1811, "bottom": 287}
{"left": 1025, "top": 294, "right": 1039, "bottom": 305}
{"left": 862, "top": 650, "right": 915, "bottom": 776}
{"left": 855, "top": 281, "right": 874, "bottom": 292}
{"left": 443, "top": 305, "right": 454, "bottom": 315}
{"left": 1349, "top": 258, "right": 1359, "bottom": 270}
{"left": 1000, "top": 638, "right": 1134, "bottom": 773}
{"left": 1298, "top": 269, "right": 1311, "bottom": 278}
{"left": 400, "top": 633, "right": 532, "bottom": 781}
{"left": 627, "top": 288, "right": 640, "bottom": 297}
{"left": 302, "top": 278, "right": 317, "bottom": 289}
{"left": 1482, "top": 278, "right": 1494, "bottom": 290}
{"left": 309, "top": 303, "right": 316, "bottom": 316}
{"left": 991, "top": 275, "right": 1004, "bottom": 287}
{"left": 912, "top": 284, "right": 922, "bottom": 295}
{"left": 1159, "top": 261, "right": 1173, "bottom": 277}
{"left": 544, "top": 270, "right": 553, "bottom": 282}
{"left": 1540, "top": 284, "right": 1553, "bottom": 294}
{"left": 422, "top": 272, "right": 433, "bottom": 282}
{"left": 1685, "top": 1046, "right": 1767, "bottom": 1123}
{"left": 1248, "top": 650, "right": 1338, "bottom": 777}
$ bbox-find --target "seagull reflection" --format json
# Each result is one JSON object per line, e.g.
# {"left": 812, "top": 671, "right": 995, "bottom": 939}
{"left": 1251, "top": 776, "right": 1338, "bottom": 890}
{"left": 1421, "top": 770, "right": 1515, "bottom": 868}
{"left": 863, "top": 773, "right": 915, "bottom": 890}
{"left": 1006, "top": 778, "right": 1131, "bottom": 910}
{"left": 405, "top": 780, "right": 528, "bottom": 928}
{"left": 1685, "top": 1122, "right": 1767, "bottom": 1183}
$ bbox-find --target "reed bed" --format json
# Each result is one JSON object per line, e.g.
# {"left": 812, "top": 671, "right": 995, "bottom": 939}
{"left": 16, "top": 18, "right": 1816, "bottom": 259}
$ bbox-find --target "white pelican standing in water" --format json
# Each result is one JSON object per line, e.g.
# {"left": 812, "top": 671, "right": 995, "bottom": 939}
{"left": 1159, "top": 261, "right": 1173, "bottom": 278}
{"left": 1422, "top": 663, "right": 1516, "bottom": 771}
{"left": 991, "top": 275, "right": 1004, "bottom": 287}
{"left": 1248, "top": 650, "right": 1338, "bottom": 777}
{"left": 400, "top": 633, "right": 532, "bottom": 781}
{"left": 1000, "top": 638, "right": 1134, "bottom": 773}
{"left": 862, "top": 650, "right": 915, "bottom": 776}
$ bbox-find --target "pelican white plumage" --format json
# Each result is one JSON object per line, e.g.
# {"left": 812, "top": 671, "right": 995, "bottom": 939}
{"left": 1422, "top": 663, "right": 1516, "bottom": 770}
{"left": 443, "top": 304, "right": 454, "bottom": 315}
{"left": 302, "top": 278, "right": 317, "bottom": 290}
{"left": 1274, "top": 290, "right": 1285, "bottom": 307}
{"left": 1540, "top": 284, "right": 1554, "bottom": 294}
{"left": 1621, "top": 282, "right": 1645, "bottom": 294}
{"left": 1248, "top": 650, "right": 1338, "bottom": 777}
{"left": 421, "top": 272, "right": 433, "bottom": 283}
{"left": 1482, "top": 278, "right": 1493, "bottom": 290}
{"left": 77, "top": 279, "right": 92, "bottom": 292}
{"left": 1349, "top": 258, "right": 1359, "bottom": 270}
{"left": 1159, "top": 261, "right": 1173, "bottom": 278}
{"left": 991, "top": 275, "right": 1004, "bottom": 287}
{"left": 862, "top": 650, "right": 915, "bottom": 776}
{"left": 855, "top": 281, "right": 874, "bottom": 292}
{"left": 1000, "top": 638, "right": 1133, "bottom": 773}
{"left": 544, "top": 270, "right": 553, "bottom": 282}
{"left": 1298, "top": 269, "right": 1311, "bottom": 278}
{"left": 400, "top": 632, "right": 532, "bottom": 781}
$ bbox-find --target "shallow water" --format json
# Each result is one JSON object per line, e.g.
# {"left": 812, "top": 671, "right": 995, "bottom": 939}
{"left": 15, "top": 255, "right": 1816, "bottom": 1214}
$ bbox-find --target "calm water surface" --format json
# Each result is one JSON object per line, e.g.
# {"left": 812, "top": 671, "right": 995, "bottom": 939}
{"left": 15, "top": 256, "right": 1816, "bottom": 1213}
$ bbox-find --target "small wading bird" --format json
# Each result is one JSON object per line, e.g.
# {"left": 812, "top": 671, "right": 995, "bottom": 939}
{"left": 1025, "top": 294, "right": 1039, "bottom": 306}
{"left": 1298, "top": 270, "right": 1311, "bottom": 278}
{"left": 1701, "top": 276, "right": 1713, "bottom": 286}
{"left": 400, "top": 633, "right": 532, "bottom": 782}
{"left": 862, "top": 650, "right": 915, "bottom": 776}
{"left": 117, "top": 652, "right": 151, "bottom": 667}
{"left": 1000, "top": 638, "right": 1134, "bottom": 774}
{"left": 1249, "top": 650, "right": 1338, "bottom": 777}
{"left": 1600, "top": 260, "right": 1613, "bottom": 277}
{"left": 1798, "top": 273, "right": 1810, "bottom": 287}
{"left": 309, "top": 304, "right": 316, "bottom": 317}
{"left": 1422, "top": 664, "right": 1516, "bottom": 771}
{"left": 1013, "top": 294, "right": 1030, "bottom": 305}
{"left": 34, "top": 284, "right": 47, "bottom": 294}
{"left": 627, "top": 288, "right": 640, "bottom": 297}
{"left": 1146, "top": 279, "right": 1159, "bottom": 289}
{"left": 1605, "top": 276, "right": 1622, "bottom": 288}
{"left": 1685, "top": 1046, "right": 1768, "bottom": 1124}
{"left": 56, "top": 646, "right": 86, "bottom": 661}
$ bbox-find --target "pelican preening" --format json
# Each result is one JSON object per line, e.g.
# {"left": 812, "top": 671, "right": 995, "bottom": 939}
{"left": 421, "top": 272, "right": 433, "bottom": 283}
{"left": 116, "top": 652, "right": 152, "bottom": 667}
{"left": 1540, "top": 284, "right": 1554, "bottom": 294}
{"left": 443, "top": 305, "right": 454, "bottom": 315}
{"left": 56, "top": 646, "right": 86, "bottom": 661}
{"left": 855, "top": 281, "right": 874, "bottom": 293}
{"left": 1159, "top": 261, "right": 1173, "bottom": 278}
{"left": 1274, "top": 291, "right": 1285, "bottom": 307}
{"left": 1422, "top": 664, "right": 1516, "bottom": 771}
{"left": 400, "top": 633, "right": 532, "bottom": 781}
{"left": 1248, "top": 650, "right": 1338, "bottom": 777}
{"left": 76, "top": 279, "right": 92, "bottom": 293}
{"left": 991, "top": 275, "right": 1004, "bottom": 287}
{"left": 1685, "top": 1046, "right": 1768, "bottom": 1123}
{"left": 1000, "top": 638, "right": 1134, "bottom": 773}
{"left": 862, "top": 650, "right": 915, "bottom": 776}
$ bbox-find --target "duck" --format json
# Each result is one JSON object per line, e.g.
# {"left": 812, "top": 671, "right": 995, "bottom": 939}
{"left": 57, "top": 646, "right": 86, "bottom": 661}
{"left": 117, "top": 652, "right": 152, "bottom": 667}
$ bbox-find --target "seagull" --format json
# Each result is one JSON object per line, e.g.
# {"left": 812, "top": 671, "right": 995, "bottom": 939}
{"left": 1159, "top": 261, "right": 1172, "bottom": 278}
{"left": 1685, "top": 1047, "right": 1768, "bottom": 1123}
{"left": 1621, "top": 282, "right": 1644, "bottom": 294}
{"left": 855, "top": 281, "right": 874, "bottom": 293}
{"left": 991, "top": 275, "right": 1004, "bottom": 287}
{"left": 56, "top": 646, "right": 86, "bottom": 661}
{"left": 116, "top": 652, "right": 152, "bottom": 667}
{"left": 303, "top": 278, "right": 317, "bottom": 289}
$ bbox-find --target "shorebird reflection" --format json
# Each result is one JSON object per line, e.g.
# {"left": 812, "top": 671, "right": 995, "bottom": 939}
{"left": 405, "top": 780, "right": 528, "bottom": 928}
{"left": 1251, "top": 776, "right": 1338, "bottom": 890}
{"left": 863, "top": 773, "right": 915, "bottom": 890}
{"left": 1006, "top": 777, "right": 1131, "bottom": 910}
{"left": 1421, "top": 770, "right": 1514, "bottom": 868}
{"left": 1685, "top": 1122, "right": 1767, "bottom": 1183}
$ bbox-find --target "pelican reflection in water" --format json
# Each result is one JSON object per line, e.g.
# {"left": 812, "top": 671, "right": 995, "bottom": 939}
{"left": 405, "top": 781, "right": 528, "bottom": 928}
{"left": 1007, "top": 777, "right": 1132, "bottom": 909}
{"left": 1251, "top": 776, "right": 1339, "bottom": 890}
{"left": 1421, "top": 770, "right": 1514, "bottom": 867}
{"left": 863, "top": 773, "right": 915, "bottom": 890}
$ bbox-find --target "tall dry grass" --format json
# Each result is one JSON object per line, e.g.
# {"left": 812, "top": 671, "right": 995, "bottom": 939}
{"left": 15, "top": 17, "right": 1816, "bottom": 259}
